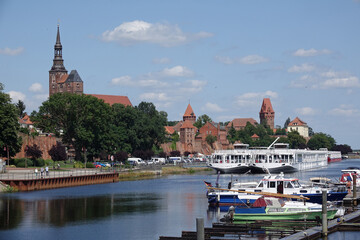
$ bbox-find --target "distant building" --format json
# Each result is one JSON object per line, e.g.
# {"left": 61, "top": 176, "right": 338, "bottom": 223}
{"left": 48, "top": 25, "right": 131, "bottom": 107}
{"left": 49, "top": 25, "right": 83, "bottom": 96}
{"left": 259, "top": 98, "right": 275, "bottom": 129}
{"left": 287, "top": 117, "right": 309, "bottom": 138}
{"left": 226, "top": 118, "right": 258, "bottom": 131}
{"left": 19, "top": 113, "right": 34, "bottom": 130}
{"left": 183, "top": 104, "right": 196, "bottom": 123}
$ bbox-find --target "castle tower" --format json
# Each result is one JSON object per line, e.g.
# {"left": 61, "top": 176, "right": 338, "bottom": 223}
{"left": 259, "top": 98, "right": 275, "bottom": 129}
{"left": 49, "top": 25, "right": 83, "bottom": 96}
{"left": 183, "top": 104, "right": 196, "bottom": 123}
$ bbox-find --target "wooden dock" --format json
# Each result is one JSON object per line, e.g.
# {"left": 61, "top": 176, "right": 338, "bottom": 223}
{"left": 0, "top": 169, "right": 119, "bottom": 191}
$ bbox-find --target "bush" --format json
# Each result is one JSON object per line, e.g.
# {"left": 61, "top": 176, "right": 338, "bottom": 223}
{"left": 44, "top": 159, "right": 54, "bottom": 166}
{"left": 34, "top": 158, "right": 45, "bottom": 167}
{"left": 48, "top": 142, "right": 67, "bottom": 161}
{"left": 15, "top": 158, "right": 33, "bottom": 168}
{"left": 73, "top": 161, "right": 84, "bottom": 168}
{"left": 86, "top": 162, "right": 95, "bottom": 168}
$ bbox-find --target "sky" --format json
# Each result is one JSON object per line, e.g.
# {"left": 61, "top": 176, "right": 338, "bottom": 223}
{"left": 1, "top": 0, "right": 360, "bottom": 149}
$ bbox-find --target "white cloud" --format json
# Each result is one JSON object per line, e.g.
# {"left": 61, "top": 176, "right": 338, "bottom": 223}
{"left": 235, "top": 91, "right": 278, "bottom": 107}
{"left": 101, "top": 20, "right": 212, "bottom": 47}
{"left": 295, "top": 107, "right": 317, "bottom": 116}
{"left": 202, "top": 102, "right": 225, "bottom": 113}
{"left": 152, "top": 57, "right": 171, "bottom": 64}
{"left": 293, "top": 48, "right": 331, "bottom": 57}
{"left": 111, "top": 75, "right": 133, "bottom": 86}
{"left": 179, "top": 80, "right": 207, "bottom": 93}
{"left": 215, "top": 55, "right": 268, "bottom": 65}
{"left": 138, "top": 79, "right": 168, "bottom": 88}
{"left": 321, "top": 76, "right": 360, "bottom": 88}
{"left": 7, "top": 91, "right": 26, "bottom": 103}
{"left": 29, "top": 83, "right": 43, "bottom": 93}
{"left": 0, "top": 47, "right": 24, "bottom": 56}
{"left": 159, "top": 65, "right": 194, "bottom": 77}
{"left": 139, "top": 92, "right": 170, "bottom": 101}
{"left": 288, "top": 63, "right": 316, "bottom": 73}
{"left": 239, "top": 55, "right": 268, "bottom": 64}
{"left": 329, "top": 105, "right": 360, "bottom": 116}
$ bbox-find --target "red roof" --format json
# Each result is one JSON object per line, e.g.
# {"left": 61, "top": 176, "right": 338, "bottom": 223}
{"left": 251, "top": 134, "right": 260, "bottom": 139}
{"left": 88, "top": 94, "right": 132, "bottom": 107}
{"left": 288, "top": 117, "right": 307, "bottom": 127}
{"left": 19, "top": 113, "right": 33, "bottom": 125}
{"left": 180, "top": 120, "right": 197, "bottom": 129}
{"left": 227, "top": 118, "right": 258, "bottom": 128}
{"left": 165, "top": 126, "right": 175, "bottom": 134}
{"left": 260, "top": 98, "right": 274, "bottom": 114}
{"left": 183, "top": 104, "right": 195, "bottom": 117}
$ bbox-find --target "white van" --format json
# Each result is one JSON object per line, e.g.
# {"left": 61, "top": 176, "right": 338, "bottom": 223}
{"left": 151, "top": 157, "right": 166, "bottom": 165}
{"left": 168, "top": 157, "right": 182, "bottom": 165}
{"left": 127, "top": 157, "right": 145, "bottom": 166}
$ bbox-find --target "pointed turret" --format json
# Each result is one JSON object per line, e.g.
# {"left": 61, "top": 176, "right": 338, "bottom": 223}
{"left": 259, "top": 98, "right": 275, "bottom": 129}
{"left": 183, "top": 103, "right": 196, "bottom": 123}
{"left": 50, "top": 24, "right": 67, "bottom": 72}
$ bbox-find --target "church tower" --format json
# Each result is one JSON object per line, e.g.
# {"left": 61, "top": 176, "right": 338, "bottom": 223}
{"left": 49, "top": 25, "right": 83, "bottom": 96}
{"left": 259, "top": 98, "right": 275, "bottom": 129}
{"left": 49, "top": 24, "right": 68, "bottom": 96}
{"left": 183, "top": 103, "right": 196, "bottom": 123}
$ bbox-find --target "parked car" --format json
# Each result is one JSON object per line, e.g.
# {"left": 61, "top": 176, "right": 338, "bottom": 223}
{"left": 151, "top": 157, "right": 166, "bottom": 165}
{"left": 127, "top": 158, "right": 145, "bottom": 166}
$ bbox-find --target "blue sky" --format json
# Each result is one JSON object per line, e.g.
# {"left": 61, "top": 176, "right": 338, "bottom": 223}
{"left": 1, "top": 0, "right": 360, "bottom": 149}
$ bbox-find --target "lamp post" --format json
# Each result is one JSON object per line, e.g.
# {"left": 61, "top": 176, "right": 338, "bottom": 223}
{"left": 83, "top": 146, "right": 87, "bottom": 169}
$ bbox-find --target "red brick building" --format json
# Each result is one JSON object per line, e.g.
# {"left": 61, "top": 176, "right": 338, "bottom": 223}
{"left": 226, "top": 118, "right": 258, "bottom": 131}
{"left": 259, "top": 98, "right": 275, "bottom": 129}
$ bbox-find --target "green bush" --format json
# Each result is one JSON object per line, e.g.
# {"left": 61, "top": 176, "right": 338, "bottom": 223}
{"left": 73, "top": 161, "right": 84, "bottom": 168}
{"left": 86, "top": 162, "right": 95, "bottom": 168}
{"left": 34, "top": 158, "right": 45, "bottom": 167}
{"left": 15, "top": 158, "right": 33, "bottom": 168}
{"left": 44, "top": 159, "right": 54, "bottom": 166}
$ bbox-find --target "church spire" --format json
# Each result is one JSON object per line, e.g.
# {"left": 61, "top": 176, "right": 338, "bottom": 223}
{"left": 50, "top": 24, "right": 67, "bottom": 72}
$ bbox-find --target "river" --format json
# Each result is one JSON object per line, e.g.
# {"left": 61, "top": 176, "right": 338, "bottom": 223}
{"left": 0, "top": 159, "right": 359, "bottom": 240}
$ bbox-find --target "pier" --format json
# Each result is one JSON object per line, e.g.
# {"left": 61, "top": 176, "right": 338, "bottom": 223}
{"left": 0, "top": 169, "right": 119, "bottom": 191}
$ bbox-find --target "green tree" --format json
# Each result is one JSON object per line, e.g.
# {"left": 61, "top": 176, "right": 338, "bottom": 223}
{"left": 287, "top": 131, "right": 307, "bottom": 149}
{"left": 0, "top": 83, "right": 22, "bottom": 159}
{"left": 48, "top": 142, "right": 67, "bottom": 161}
{"left": 32, "top": 93, "right": 112, "bottom": 161}
{"left": 194, "top": 114, "right": 212, "bottom": 129}
{"left": 205, "top": 135, "right": 217, "bottom": 148}
{"left": 227, "top": 123, "right": 236, "bottom": 144}
{"left": 332, "top": 144, "right": 352, "bottom": 155}
{"left": 307, "top": 133, "right": 335, "bottom": 150}
{"left": 16, "top": 100, "right": 26, "bottom": 118}
{"left": 284, "top": 117, "right": 291, "bottom": 128}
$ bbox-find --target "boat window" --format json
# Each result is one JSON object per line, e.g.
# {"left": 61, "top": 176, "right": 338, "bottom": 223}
{"left": 284, "top": 182, "right": 293, "bottom": 188}
{"left": 292, "top": 180, "right": 301, "bottom": 188}
{"left": 268, "top": 181, "right": 276, "bottom": 188}
{"left": 258, "top": 182, "right": 264, "bottom": 188}
{"left": 267, "top": 208, "right": 286, "bottom": 213}
{"left": 287, "top": 208, "right": 306, "bottom": 212}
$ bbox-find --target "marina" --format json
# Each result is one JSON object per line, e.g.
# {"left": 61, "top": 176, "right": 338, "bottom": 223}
{"left": 0, "top": 159, "right": 359, "bottom": 239}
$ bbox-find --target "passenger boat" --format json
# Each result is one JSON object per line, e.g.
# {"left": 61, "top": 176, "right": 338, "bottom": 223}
{"left": 229, "top": 197, "right": 337, "bottom": 221}
{"left": 206, "top": 173, "right": 347, "bottom": 206}
{"left": 326, "top": 149, "right": 342, "bottom": 163}
{"left": 207, "top": 139, "right": 334, "bottom": 174}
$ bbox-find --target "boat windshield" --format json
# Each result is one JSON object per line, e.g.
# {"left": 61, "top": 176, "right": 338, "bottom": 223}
{"left": 292, "top": 180, "right": 301, "bottom": 188}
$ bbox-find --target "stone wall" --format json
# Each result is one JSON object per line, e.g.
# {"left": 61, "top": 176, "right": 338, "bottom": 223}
{"left": 15, "top": 133, "right": 58, "bottom": 160}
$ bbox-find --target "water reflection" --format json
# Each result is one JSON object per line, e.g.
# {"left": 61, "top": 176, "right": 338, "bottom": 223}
{"left": 0, "top": 193, "right": 161, "bottom": 229}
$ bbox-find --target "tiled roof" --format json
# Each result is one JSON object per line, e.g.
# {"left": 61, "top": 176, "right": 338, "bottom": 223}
{"left": 88, "top": 94, "right": 132, "bottom": 107}
{"left": 19, "top": 113, "right": 33, "bottom": 125}
{"left": 183, "top": 104, "right": 196, "bottom": 117}
{"left": 260, "top": 98, "right": 274, "bottom": 113}
{"left": 227, "top": 118, "right": 258, "bottom": 128}
{"left": 165, "top": 126, "right": 175, "bottom": 134}
{"left": 288, "top": 117, "right": 307, "bottom": 127}
{"left": 180, "top": 120, "right": 197, "bottom": 129}
{"left": 66, "top": 70, "right": 83, "bottom": 82}
{"left": 58, "top": 74, "right": 69, "bottom": 84}
{"left": 251, "top": 134, "right": 260, "bottom": 138}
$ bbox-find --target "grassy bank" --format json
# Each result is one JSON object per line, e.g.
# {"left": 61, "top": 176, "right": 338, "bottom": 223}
{"left": 117, "top": 166, "right": 212, "bottom": 181}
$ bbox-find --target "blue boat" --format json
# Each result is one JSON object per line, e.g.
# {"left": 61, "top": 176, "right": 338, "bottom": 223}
{"left": 206, "top": 173, "right": 348, "bottom": 206}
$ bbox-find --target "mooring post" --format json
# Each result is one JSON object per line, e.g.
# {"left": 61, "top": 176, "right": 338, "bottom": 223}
{"left": 196, "top": 217, "right": 204, "bottom": 240}
{"left": 353, "top": 174, "right": 357, "bottom": 205}
{"left": 322, "top": 190, "right": 328, "bottom": 237}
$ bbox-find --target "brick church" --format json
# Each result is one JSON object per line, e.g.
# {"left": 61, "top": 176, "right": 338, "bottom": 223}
{"left": 49, "top": 25, "right": 131, "bottom": 106}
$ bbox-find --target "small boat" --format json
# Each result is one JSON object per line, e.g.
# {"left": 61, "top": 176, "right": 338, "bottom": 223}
{"left": 229, "top": 197, "right": 338, "bottom": 221}
{"left": 206, "top": 173, "right": 347, "bottom": 206}
{"left": 339, "top": 167, "right": 360, "bottom": 187}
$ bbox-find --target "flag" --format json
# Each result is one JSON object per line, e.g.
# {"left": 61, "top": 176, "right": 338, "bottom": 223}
{"left": 204, "top": 181, "right": 212, "bottom": 187}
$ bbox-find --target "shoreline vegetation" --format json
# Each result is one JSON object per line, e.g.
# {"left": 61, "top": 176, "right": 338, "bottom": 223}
{"left": 118, "top": 166, "right": 212, "bottom": 181}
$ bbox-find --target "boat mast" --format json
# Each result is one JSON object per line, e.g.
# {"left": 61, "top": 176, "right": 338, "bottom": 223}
{"left": 267, "top": 137, "right": 280, "bottom": 149}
